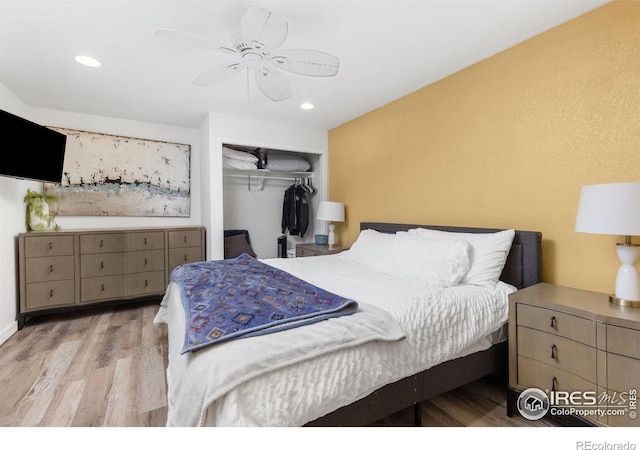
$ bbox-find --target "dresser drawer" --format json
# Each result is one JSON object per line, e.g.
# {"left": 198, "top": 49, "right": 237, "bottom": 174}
{"left": 25, "top": 255, "right": 75, "bottom": 283}
{"left": 126, "top": 231, "right": 164, "bottom": 251}
{"left": 604, "top": 388, "right": 639, "bottom": 427}
{"left": 168, "top": 247, "right": 203, "bottom": 273}
{"left": 80, "top": 275, "right": 126, "bottom": 302}
{"left": 517, "top": 326, "right": 597, "bottom": 383}
{"left": 80, "top": 253, "right": 126, "bottom": 278}
{"left": 126, "top": 271, "right": 166, "bottom": 296}
{"left": 125, "top": 249, "right": 165, "bottom": 274}
{"left": 517, "top": 355, "right": 596, "bottom": 394}
{"left": 80, "top": 233, "right": 125, "bottom": 254}
{"left": 24, "top": 235, "right": 74, "bottom": 258}
{"left": 168, "top": 230, "right": 202, "bottom": 249}
{"left": 607, "top": 325, "right": 640, "bottom": 359}
{"left": 25, "top": 280, "right": 75, "bottom": 310}
{"left": 517, "top": 303, "right": 596, "bottom": 347}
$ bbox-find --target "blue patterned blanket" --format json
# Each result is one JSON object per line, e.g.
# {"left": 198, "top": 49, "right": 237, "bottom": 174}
{"left": 170, "top": 253, "right": 359, "bottom": 353}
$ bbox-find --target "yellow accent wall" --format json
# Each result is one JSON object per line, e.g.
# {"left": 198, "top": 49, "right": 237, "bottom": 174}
{"left": 328, "top": 1, "right": 640, "bottom": 294}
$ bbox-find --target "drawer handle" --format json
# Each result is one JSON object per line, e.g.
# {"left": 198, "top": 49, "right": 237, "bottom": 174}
{"left": 100, "top": 239, "right": 104, "bottom": 248}
{"left": 144, "top": 257, "right": 148, "bottom": 265}
{"left": 184, "top": 236, "right": 187, "bottom": 243}
{"left": 183, "top": 254, "right": 187, "bottom": 261}
{"left": 144, "top": 237, "right": 147, "bottom": 245}
{"left": 550, "top": 316, "right": 557, "bottom": 330}
{"left": 49, "top": 265, "right": 54, "bottom": 273}
{"left": 145, "top": 279, "right": 148, "bottom": 287}
{"left": 49, "top": 289, "right": 54, "bottom": 298}
{"left": 550, "top": 344, "right": 558, "bottom": 360}
{"left": 101, "top": 284, "right": 105, "bottom": 292}
{"left": 48, "top": 242, "right": 53, "bottom": 250}
{"left": 101, "top": 261, "right": 104, "bottom": 269}
{"left": 551, "top": 376, "right": 558, "bottom": 392}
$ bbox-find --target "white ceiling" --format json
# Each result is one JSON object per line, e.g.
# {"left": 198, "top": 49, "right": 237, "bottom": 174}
{"left": 0, "top": 0, "right": 609, "bottom": 131}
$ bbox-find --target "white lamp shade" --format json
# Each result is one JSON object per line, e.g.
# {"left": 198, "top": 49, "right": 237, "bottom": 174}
{"left": 575, "top": 182, "right": 640, "bottom": 236}
{"left": 316, "top": 201, "right": 345, "bottom": 222}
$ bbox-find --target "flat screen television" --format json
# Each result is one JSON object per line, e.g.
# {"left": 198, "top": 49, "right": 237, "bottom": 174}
{"left": 0, "top": 109, "right": 67, "bottom": 183}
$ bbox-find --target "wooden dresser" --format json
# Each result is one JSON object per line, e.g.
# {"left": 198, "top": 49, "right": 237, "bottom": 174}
{"left": 508, "top": 283, "right": 640, "bottom": 426}
{"left": 17, "top": 226, "right": 205, "bottom": 329}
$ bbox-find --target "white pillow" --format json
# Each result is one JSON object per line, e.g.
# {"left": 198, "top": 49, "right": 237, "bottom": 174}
{"left": 223, "top": 146, "right": 259, "bottom": 162}
{"left": 407, "top": 228, "right": 515, "bottom": 287}
{"left": 374, "top": 232, "right": 470, "bottom": 287}
{"left": 343, "top": 229, "right": 395, "bottom": 267}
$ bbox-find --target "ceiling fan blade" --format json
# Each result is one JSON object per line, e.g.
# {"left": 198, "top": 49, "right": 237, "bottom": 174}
{"left": 254, "top": 68, "right": 293, "bottom": 102}
{"left": 241, "top": 5, "right": 288, "bottom": 52}
{"left": 192, "top": 63, "right": 244, "bottom": 86}
{"left": 153, "top": 27, "right": 236, "bottom": 54}
{"left": 270, "top": 49, "right": 340, "bottom": 77}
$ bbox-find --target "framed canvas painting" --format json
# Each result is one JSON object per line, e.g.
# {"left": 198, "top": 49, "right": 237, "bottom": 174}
{"left": 44, "top": 128, "right": 191, "bottom": 217}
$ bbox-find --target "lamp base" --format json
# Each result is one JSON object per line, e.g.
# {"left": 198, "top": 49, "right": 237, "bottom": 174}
{"left": 609, "top": 295, "right": 640, "bottom": 308}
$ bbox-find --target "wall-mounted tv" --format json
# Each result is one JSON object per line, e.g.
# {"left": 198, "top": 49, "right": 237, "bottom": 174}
{"left": 0, "top": 109, "right": 67, "bottom": 183}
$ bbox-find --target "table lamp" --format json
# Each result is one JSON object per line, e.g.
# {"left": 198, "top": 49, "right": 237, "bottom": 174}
{"left": 316, "top": 201, "right": 345, "bottom": 249}
{"left": 575, "top": 181, "right": 640, "bottom": 307}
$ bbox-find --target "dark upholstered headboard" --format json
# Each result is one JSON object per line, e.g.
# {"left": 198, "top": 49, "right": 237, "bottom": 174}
{"left": 360, "top": 222, "right": 542, "bottom": 290}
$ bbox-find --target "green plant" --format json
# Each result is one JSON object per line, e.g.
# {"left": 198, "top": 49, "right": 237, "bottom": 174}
{"left": 23, "top": 189, "right": 60, "bottom": 231}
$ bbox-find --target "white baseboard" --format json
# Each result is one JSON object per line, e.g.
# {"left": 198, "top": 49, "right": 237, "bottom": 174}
{"left": 0, "top": 321, "right": 18, "bottom": 346}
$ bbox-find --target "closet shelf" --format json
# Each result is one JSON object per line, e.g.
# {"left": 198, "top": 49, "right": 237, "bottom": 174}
{"left": 223, "top": 168, "right": 314, "bottom": 191}
{"left": 223, "top": 168, "right": 313, "bottom": 180}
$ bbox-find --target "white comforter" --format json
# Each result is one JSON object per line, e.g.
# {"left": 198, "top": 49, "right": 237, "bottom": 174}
{"left": 154, "top": 253, "right": 516, "bottom": 426}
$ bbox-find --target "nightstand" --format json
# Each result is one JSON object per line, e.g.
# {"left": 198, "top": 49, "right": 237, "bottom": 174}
{"left": 507, "top": 282, "right": 640, "bottom": 426}
{"left": 295, "top": 243, "right": 347, "bottom": 257}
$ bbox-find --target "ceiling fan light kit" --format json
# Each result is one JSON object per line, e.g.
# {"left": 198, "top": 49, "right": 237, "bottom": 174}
{"left": 154, "top": 5, "right": 340, "bottom": 102}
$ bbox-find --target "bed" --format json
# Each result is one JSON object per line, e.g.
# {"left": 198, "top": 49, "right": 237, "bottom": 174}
{"left": 153, "top": 222, "right": 542, "bottom": 426}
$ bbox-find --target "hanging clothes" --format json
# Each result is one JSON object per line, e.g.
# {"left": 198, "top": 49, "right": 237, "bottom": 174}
{"left": 282, "top": 182, "right": 310, "bottom": 237}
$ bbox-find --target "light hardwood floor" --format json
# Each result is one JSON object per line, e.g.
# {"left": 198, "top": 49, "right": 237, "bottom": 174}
{"left": 0, "top": 302, "right": 557, "bottom": 427}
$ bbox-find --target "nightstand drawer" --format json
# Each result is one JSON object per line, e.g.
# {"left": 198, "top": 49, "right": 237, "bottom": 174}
{"left": 517, "top": 326, "right": 597, "bottom": 383}
{"left": 606, "top": 325, "right": 640, "bottom": 359}
{"left": 607, "top": 353, "right": 640, "bottom": 393}
{"left": 517, "top": 355, "right": 596, "bottom": 394}
{"left": 517, "top": 303, "right": 596, "bottom": 347}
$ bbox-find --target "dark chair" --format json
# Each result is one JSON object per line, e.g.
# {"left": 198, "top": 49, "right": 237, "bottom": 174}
{"left": 223, "top": 229, "right": 257, "bottom": 259}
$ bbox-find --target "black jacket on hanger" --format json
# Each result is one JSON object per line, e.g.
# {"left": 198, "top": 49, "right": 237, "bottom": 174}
{"left": 282, "top": 183, "right": 309, "bottom": 237}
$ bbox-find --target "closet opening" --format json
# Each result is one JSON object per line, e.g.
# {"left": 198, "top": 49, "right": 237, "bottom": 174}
{"left": 222, "top": 143, "right": 324, "bottom": 259}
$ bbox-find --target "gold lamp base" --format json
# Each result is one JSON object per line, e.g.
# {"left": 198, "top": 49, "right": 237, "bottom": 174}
{"left": 609, "top": 295, "right": 640, "bottom": 308}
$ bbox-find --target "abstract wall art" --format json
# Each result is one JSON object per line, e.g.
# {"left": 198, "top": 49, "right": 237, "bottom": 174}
{"left": 43, "top": 128, "right": 191, "bottom": 217}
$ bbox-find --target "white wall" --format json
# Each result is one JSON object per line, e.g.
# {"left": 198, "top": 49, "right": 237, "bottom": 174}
{"left": 205, "top": 113, "right": 328, "bottom": 260}
{"left": 0, "top": 82, "right": 203, "bottom": 344}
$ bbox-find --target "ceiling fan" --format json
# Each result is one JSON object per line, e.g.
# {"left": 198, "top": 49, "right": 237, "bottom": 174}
{"left": 153, "top": 4, "right": 340, "bottom": 102}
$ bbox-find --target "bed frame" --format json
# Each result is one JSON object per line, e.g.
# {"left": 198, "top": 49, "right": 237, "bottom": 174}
{"left": 306, "top": 222, "right": 542, "bottom": 426}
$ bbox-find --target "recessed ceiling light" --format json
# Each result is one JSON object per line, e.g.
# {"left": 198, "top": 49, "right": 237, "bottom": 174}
{"left": 300, "top": 103, "right": 314, "bottom": 110}
{"left": 75, "top": 55, "right": 101, "bottom": 67}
